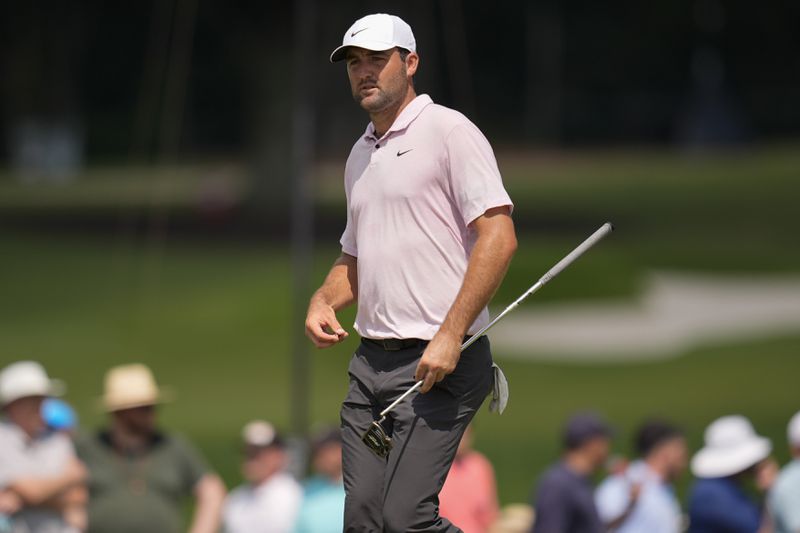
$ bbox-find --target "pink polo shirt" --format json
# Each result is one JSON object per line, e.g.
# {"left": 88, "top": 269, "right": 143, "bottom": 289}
{"left": 340, "top": 94, "right": 512, "bottom": 340}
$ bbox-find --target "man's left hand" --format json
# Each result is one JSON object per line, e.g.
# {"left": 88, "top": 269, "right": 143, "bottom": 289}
{"left": 415, "top": 332, "right": 462, "bottom": 393}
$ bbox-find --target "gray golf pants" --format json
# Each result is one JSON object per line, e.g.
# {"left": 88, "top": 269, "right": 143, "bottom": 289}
{"left": 340, "top": 336, "right": 494, "bottom": 533}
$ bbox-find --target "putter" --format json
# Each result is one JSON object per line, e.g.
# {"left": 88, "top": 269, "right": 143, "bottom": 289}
{"left": 361, "top": 222, "right": 615, "bottom": 457}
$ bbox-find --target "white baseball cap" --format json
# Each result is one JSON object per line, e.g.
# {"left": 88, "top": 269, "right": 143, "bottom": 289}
{"left": 691, "top": 415, "right": 771, "bottom": 478}
{"left": 0, "top": 361, "right": 65, "bottom": 407}
{"left": 330, "top": 13, "right": 416, "bottom": 63}
{"left": 788, "top": 410, "right": 800, "bottom": 447}
{"left": 242, "top": 420, "right": 283, "bottom": 448}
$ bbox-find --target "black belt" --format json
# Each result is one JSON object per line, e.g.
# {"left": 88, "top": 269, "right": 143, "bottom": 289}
{"left": 363, "top": 336, "right": 478, "bottom": 352}
{"left": 363, "top": 338, "right": 428, "bottom": 351}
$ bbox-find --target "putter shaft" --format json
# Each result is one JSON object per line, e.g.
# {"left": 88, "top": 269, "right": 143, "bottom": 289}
{"left": 378, "top": 222, "right": 614, "bottom": 419}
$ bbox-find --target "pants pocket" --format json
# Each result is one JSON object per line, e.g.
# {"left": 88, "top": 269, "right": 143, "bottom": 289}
{"left": 437, "top": 337, "right": 493, "bottom": 400}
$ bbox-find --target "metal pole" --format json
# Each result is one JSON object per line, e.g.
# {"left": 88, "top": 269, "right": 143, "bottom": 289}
{"left": 290, "top": 0, "right": 316, "bottom": 440}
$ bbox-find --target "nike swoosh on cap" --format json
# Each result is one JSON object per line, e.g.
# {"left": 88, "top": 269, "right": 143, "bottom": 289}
{"left": 350, "top": 28, "right": 369, "bottom": 37}
{"left": 397, "top": 149, "right": 413, "bottom": 157}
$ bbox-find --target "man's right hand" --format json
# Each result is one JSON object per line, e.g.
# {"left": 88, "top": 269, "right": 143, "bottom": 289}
{"left": 305, "top": 298, "right": 349, "bottom": 348}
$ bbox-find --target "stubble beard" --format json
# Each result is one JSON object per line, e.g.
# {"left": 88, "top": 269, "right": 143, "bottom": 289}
{"left": 353, "top": 67, "right": 408, "bottom": 114}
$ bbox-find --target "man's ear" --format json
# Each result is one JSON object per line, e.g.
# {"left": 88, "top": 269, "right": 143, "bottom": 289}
{"left": 405, "top": 52, "right": 419, "bottom": 77}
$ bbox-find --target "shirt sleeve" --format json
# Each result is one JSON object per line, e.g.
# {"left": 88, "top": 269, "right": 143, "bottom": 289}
{"left": 595, "top": 476, "right": 630, "bottom": 523}
{"left": 172, "top": 434, "right": 211, "bottom": 491}
{"left": 339, "top": 163, "right": 358, "bottom": 257}
{"left": 445, "top": 122, "right": 513, "bottom": 226}
{"left": 339, "top": 205, "right": 358, "bottom": 257}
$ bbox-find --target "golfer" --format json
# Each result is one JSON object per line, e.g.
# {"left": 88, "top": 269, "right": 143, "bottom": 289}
{"left": 305, "top": 13, "right": 516, "bottom": 532}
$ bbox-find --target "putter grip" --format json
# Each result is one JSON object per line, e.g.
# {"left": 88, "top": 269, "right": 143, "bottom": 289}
{"left": 540, "top": 222, "right": 614, "bottom": 285}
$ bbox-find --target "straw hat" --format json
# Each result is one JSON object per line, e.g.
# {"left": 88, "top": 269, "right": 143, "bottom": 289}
{"left": 691, "top": 415, "right": 771, "bottom": 478}
{"left": 0, "top": 361, "right": 64, "bottom": 407}
{"left": 101, "top": 364, "right": 172, "bottom": 412}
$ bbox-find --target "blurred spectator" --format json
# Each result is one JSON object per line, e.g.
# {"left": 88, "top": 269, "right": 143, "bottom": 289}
{"left": 223, "top": 420, "right": 302, "bottom": 533}
{"left": 595, "top": 418, "right": 687, "bottom": 532}
{"left": 529, "top": 412, "right": 613, "bottom": 533}
{"left": 0, "top": 361, "right": 87, "bottom": 532}
{"left": 293, "top": 427, "right": 345, "bottom": 533}
{"left": 769, "top": 410, "right": 800, "bottom": 533}
{"left": 42, "top": 398, "right": 78, "bottom": 435}
{"left": 688, "top": 415, "right": 775, "bottom": 533}
{"left": 439, "top": 424, "right": 500, "bottom": 533}
{"left": 75, "top": 363, "right": 225, "bottom": 533}
{"left": 489, "top": 504, "right": 535, "bottom": 533}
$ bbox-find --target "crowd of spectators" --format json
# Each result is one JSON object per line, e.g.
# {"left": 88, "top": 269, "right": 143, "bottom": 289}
{"left": 1, "top": 359, "right": 798, "bottom": 532}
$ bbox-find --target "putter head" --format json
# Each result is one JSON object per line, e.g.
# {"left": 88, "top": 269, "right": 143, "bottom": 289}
{"left": 362, "top": 420, "right": 392, "bottom": 458}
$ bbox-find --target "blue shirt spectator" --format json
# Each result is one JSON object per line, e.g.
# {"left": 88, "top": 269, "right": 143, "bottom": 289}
{"left": 769, "top": 410, "right": 800, "bottom": 533}
{"left": 770, "top": 460, "right": 800, "bottom": 533}
{"left": 687, "top": 477, "right": 760, "bottom": 533}
{"left": 532, "top": 462, "right": 603, "bottom": 533}
{"left": 293, "top": 427, "right": 344, "bottom": 533}
{"left": 293, "top": 476, "right": 345, "bottom": 533}
{"left": 596, "top": 418, "right": 687, "bottom": 533}
{"left": 530, "top": 413, "right": 613, "bottom": 533}
{"left": 596, "top": 461, "right": 682, "bottom": 533}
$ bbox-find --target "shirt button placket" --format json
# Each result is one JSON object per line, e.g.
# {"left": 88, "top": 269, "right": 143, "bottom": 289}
{"left": 369, "top": 140, "right": 381, "bottom": 167}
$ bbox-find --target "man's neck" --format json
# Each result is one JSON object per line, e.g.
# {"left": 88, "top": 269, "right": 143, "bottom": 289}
{"left": 370, "top": 88, "right": 417, "bottom": 139}
{"left": 110, "top": 424, "right": 152, "bottom": 454}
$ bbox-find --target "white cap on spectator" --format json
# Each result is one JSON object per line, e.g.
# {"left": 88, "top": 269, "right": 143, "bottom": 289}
{"left": 691, "top": 415, "right": 771, "bottom": 478}
{"left": 330, "top": 13, "right": 416, "bottom": 63}
{"left": 788, "top": 411, "right": 800, "bottom": 447}
{"left": 0, "top": 361, "right": 64, "bottom": 407}
{"left": 242, "top": 420, "right": 282, "bottom": 448}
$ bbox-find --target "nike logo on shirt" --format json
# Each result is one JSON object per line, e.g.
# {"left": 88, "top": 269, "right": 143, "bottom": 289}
{"left": 397, "top": 149, "right": 413, "bottom": 157}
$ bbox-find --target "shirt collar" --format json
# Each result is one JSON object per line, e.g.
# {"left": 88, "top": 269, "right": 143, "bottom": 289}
{"left": 363, "top": 94, "right": 433, "bottom": 141}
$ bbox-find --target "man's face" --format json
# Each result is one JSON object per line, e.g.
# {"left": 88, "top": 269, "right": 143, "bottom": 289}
{"left": 312, "top": 442, "right": 343, "bottom": 480}
{"left": 113, "top": 404, "right": 157, "bottom": 435}
{"left": 584, "top": 436, "right": 612, "bottom": 471}
{"left": 242, "top": 445, "right": 285, "bottom": 484}
{"left": 345, "top": 47, "right": 417, "bottom": 113}
{"left": 660, "top": 436, "right": 689, "bottom": 482}
{"left": 3, "top": 396, "right": 45, "bottom": 436}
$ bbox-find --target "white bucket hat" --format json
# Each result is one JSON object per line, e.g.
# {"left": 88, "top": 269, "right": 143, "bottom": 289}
{"left": 101, "top": 363, "right": 172, "bottom": 412}
{"left": 691, "top": 415, "right": 772, "bottom": 478}
{"left": 0, "top": 361, "right": 64, "bottom": 407}
{"left": 330, "top": 13, "right": 416, "bottom": 63}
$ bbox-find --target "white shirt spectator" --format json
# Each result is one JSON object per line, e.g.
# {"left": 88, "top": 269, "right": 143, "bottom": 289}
{"left": 223, "top": 472, "right": 302, "bottom": 533}
{"left": 0, "top": 420, "right": 79, "bottom": 533}
{"left": 770, "top": 459, "right": 800, "bottom": 533}
{"left": 595, "top": 460, "right": 682, "bottom": 533}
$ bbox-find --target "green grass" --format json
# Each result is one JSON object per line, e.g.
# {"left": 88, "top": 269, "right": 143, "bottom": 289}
{"left": 1, "top": 144, "right": 799, "bottom": 508}
{"left": 1, "top": 230, "right": 798, "bottom": 506}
